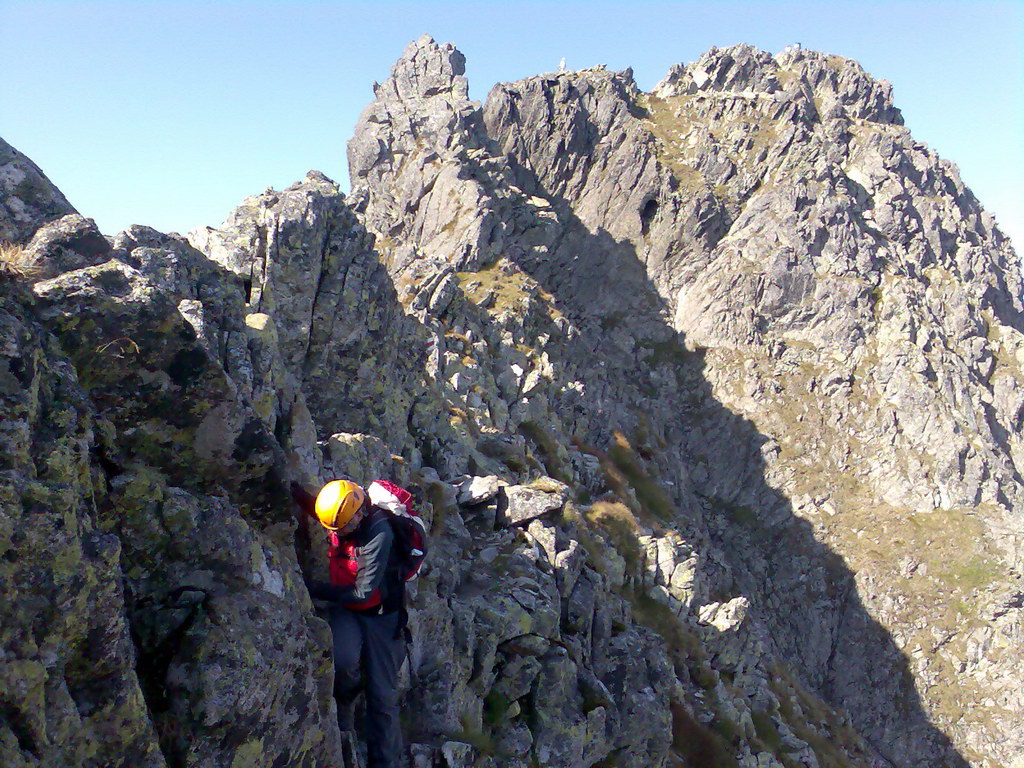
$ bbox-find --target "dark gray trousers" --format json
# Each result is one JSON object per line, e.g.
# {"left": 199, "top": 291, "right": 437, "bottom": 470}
{"left": 329, "top": 607, "right": 405, "bottom": 768}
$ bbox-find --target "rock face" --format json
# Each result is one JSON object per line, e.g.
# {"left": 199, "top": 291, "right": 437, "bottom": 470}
{"left": 481, "top": 42, "right": 1024, "bottom": 767}
{"left": 2, "top": 231, "right": 341, "bottom": 766}
{"left": 0, "top": 138, "right": 76, "bottom": 245}
{"left": 2, "top": 36, "right": 1022, "bottom": 768}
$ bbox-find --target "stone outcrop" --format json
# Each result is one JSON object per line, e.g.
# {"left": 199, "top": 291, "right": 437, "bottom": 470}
{"left": 345, "top": 36, "right": 1023, "bottom": 768}
{"left": 0, "top": 270, "right": 163, "bottom": 767}
{"left": 2, "top": 232, "right": 341, "bottom": 766}
{"left": 1, "top": 34, "right": 1022, "bottom": 768}
{"left": 188, "top": 171, "right": 425, "bottom": 449}
{"left": 19, "top": 214, "right": 112, "bottom": 280}
{"left": 0, "top": 137, "right": 76, "bottom": 245}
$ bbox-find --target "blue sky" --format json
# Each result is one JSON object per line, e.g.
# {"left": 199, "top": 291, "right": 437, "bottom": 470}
{"left": 1, "top": 1, "right": 1021, "bottom": 251}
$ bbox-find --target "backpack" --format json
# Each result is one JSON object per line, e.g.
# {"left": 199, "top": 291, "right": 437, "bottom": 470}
{"left": 367, "top": 480, "right": 428, "bottom": 581}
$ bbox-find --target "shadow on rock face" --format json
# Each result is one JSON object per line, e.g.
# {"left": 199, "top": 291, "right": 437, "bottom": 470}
{"left": 335, "top": 34, "right": 981, "bottom": 767}
{"left": 484, "top": 151, "right": 970, "bottom": 768}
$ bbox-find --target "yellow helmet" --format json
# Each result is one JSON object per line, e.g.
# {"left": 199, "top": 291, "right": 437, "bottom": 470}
{"left": 314, "top": 480, "right": 367, "bottom": 531}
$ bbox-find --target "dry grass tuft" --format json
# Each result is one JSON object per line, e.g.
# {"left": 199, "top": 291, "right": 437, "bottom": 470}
{"left": 607, "top": 431, "right": 675, "bottom": 521}
{"left": 0, "top": 241, "right": 43, "bottom": 280}
{"left": 585, "top": 500, "right": 643, "bottom": 573}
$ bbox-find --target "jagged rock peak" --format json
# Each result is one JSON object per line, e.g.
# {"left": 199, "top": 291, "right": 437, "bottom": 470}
{"left": 655, "top": 43, "right": 782, "bottom": 96}
{"left": 654, "top": 43, "right": 903, "bottom": 124}
{"left": 487, "top": 62, "right": 642, "bottom": 119}
{"left": 294, "top": 168, "right": 340, "bottom": 193}
{"left": 386, "top": 33, "right": 469, "bottom": 103}
{"left": 348, "top": 35, "right": 480, "bottom": 190}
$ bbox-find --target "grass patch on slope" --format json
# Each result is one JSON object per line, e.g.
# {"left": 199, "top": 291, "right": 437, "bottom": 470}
{"left": 637, "top": 93, "right": 708, "bottom": 192}
{"left": 769, "top": 664, "right": 875, "bottom": 768}
{"left": 584, "top": 500, "right": 643, "bottom": 575}
{"left": 671, "top": 699, "right": 740, "bottom": 768}
{"left": 518, "top": 421, "right": 573, "bottom": 484}
{"left": 607, "top": 431, "right": 675, "bottom": 521}
{"left": 457, "top": 259, "right": 563, "bottom": 321}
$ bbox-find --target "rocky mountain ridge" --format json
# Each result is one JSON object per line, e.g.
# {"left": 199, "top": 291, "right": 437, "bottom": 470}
{"left": 1, "top": 36, "right": 1021, "bottom": 768}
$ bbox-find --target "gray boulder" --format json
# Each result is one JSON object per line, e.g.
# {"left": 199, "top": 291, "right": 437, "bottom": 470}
{"left": 0, "top": 137, "right": 76, "bottom": 244}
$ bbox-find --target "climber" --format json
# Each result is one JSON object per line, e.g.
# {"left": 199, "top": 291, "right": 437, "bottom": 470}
{"left": 293, "top": 478, "right": 423, "bottom": 768}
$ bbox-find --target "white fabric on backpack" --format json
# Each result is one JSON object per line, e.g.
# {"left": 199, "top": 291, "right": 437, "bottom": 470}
{"left": 367, "top": 481, "right": 407, "bottom": 516}
{"left": 367, "top": 481, "right": 429, "bottom": 577}
{"left": 367, "top": 480, "right": 428, "bottom": 549}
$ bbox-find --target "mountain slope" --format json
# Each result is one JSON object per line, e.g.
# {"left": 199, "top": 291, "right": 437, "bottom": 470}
{"left": 346, "top": 36, "right": 1023, "bottom": 767}
{"left": 0, "top": 35, "right": 1020, "bottom": 768}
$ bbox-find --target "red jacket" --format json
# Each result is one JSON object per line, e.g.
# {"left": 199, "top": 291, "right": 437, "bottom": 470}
{"left": 291, "top": 482, "right": 398, "bottom": 612}
{"left": 324, "top": 507, "right": 394, "bottom": 611}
